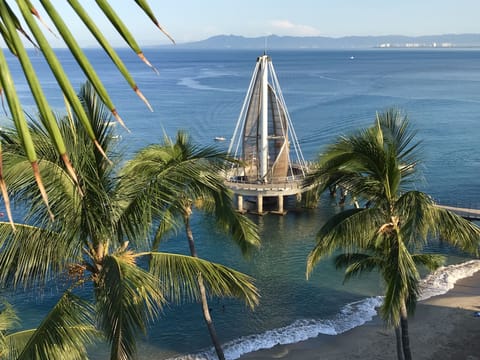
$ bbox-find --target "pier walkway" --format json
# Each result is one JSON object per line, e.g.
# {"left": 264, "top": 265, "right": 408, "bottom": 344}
{"left": 437, "top": 205, "right": 480, "bottom": 221}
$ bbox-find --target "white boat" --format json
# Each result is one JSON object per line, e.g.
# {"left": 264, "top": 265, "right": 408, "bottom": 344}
{"left": 214, "top": 136, "right": 226, "bottom": 141}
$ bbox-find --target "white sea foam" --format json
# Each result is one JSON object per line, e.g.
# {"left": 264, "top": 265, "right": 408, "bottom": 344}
{"left": 418, "top": 259, "right": 480, "bottom": 300}
{"left": 178, "top": 77, "right": 218, "bottom": 91}
{"left": 169, "top": 296, "right": 383, "bottom": 360}
{"left": 170, "top": 260, "right": 480, "bottom": 360}
{"left": 177, "top": 75, "right": 240, "bottom": 93}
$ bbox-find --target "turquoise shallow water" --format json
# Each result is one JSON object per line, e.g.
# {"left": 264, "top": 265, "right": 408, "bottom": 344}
{"left": 1, "top": 49, "right": 480, "bottom": 359}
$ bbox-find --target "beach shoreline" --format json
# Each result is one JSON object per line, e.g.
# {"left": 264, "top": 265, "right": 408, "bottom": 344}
{"left": 240, "top": 270, "right": 480, "bottom": 360}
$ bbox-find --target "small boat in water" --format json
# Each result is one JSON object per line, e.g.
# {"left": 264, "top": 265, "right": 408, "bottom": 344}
{"left": 214, "top": 136, "right": 226, "bottom": 141}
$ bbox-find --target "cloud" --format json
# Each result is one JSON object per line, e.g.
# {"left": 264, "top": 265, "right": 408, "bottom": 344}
{"left": 269, "top": 20, "right": 321, "bottom": 36}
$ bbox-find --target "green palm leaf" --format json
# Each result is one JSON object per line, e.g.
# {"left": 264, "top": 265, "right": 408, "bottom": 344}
{"left": 147, "top": 252, "right": 259, "bottom": 308}
{"left": 0, "top": 223, "right": 81, "bottom": 288}
{"left": 2, "top": 329, "right": 32, "bottom": 360}
{"left": 0, "top": 0, "right": 171, "bottom": 219}
{"left": 0, "top": 141, "right": 15, "bottom": 228}
{"left": 433, "top": 207, "right": 480, "bottom": 254}
{"left": 411, "top": 253, "right": 445, "bottom": 271}
{"left": 0, "top": 302, "right": 18, "bottom": 333}
{"left": 96, "top": 253, "right": 164, "bottom": 360}
{"left": 16, "top": 291, "right": 98, "bottom": 360}
{"left": 395, "top": 191, "right": 437, "bottom": 245}
{"left": 66, "top": 0, "right": 153, "bottom": 110}
{"left": 307, "top": 207, "right": 383, "bottom": 278}
{"left": 120, "top": 131, "right": 260, "bottom": 253}
{"left": 1, "top": 1, "right": 70, "bottom": 167}
{"left": 380, "top": 240, "right": 420, "bottom": 325}
{"left": 134, "top": 0, "right": 175, "bottom": 43}
{"left": 0, "top": 300, "right": 20, "bottom": 358}
{"left": 334, "top": 253, "right": 383, "bottom": 283}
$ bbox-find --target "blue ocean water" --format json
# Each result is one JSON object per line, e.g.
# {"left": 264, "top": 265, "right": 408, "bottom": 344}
{"left": 2, "top": 49, "right": 480, "bottom": 359}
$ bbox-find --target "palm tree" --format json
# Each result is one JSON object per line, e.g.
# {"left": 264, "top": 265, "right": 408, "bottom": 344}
{"left": 0, "top": 0, "right": 172, "bottom": 224}
{"left": 333, "top": 242, "right": 444, "bottom": 360}
{"left": 306, "top": 108, "right": 480, "bottom": 360}
{"left": 120, "top": 131, "right": 260, "bottom": 360}
{"left": 0, "top": 83, "right": 259, "bottom": 360}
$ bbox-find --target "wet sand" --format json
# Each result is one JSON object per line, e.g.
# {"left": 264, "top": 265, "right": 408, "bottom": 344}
{"left": 240, "top": 271, "right": 480, "bottom": 360}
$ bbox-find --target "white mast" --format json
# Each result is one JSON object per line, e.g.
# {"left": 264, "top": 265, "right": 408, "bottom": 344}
{"left": 259, "top": 55, "right": 269, "bottom": 181}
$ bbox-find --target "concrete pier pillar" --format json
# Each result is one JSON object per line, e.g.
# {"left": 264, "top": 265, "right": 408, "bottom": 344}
{"left": 277, "top": 195, "right": 284, "bottom": 213}
{"left": 296, "top": 192, "right": 302, "bottom": 202}
{"left": 237, "top": 194, "right": 244, "bottom": 212}
{"left": 257, "top": 194, "right": 263, "bottom": 214}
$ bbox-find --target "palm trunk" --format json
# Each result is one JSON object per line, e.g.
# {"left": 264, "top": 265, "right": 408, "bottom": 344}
{"left": 395, "top": 326, "right": 405, "bottom": 360}
{"left": 400, "top": 300, "right": 412, "bottom": 360}
{"left": 184, "top": 211, "right": 226, "bottom": 360}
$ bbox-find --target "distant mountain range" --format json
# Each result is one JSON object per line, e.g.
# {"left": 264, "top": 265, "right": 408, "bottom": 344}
{"left": 168, "top": 34, "right": 480, "bottom": 49}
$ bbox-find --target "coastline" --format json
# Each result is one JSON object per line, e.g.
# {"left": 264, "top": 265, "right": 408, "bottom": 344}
{"left": 240, "top": 270, "right": 480, "bottom": 360}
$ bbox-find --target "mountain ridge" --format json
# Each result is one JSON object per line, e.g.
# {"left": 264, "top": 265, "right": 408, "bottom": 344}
{"left": 166, "top": 33, "right": 480, "bottom": 49}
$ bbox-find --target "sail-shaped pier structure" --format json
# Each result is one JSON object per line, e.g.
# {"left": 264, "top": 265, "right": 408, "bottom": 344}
{"left": 225, "top": 54, "right": 310, "bottom": 214}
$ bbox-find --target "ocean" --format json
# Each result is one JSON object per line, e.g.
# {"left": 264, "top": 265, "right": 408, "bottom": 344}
{"left": 2, "top": 48, "right": 480, "bottom": 359}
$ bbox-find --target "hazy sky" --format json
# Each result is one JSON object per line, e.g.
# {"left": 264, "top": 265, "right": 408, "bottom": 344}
{"left": 41, "top": 0, "right": 480, "bottom": 46}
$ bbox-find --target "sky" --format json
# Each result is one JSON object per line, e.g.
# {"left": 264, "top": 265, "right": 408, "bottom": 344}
{"left": 27, "top": 0, "right": 480, "bottom": 47}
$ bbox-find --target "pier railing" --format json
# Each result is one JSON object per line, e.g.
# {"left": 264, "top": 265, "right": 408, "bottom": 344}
{"left": 225, "top": 175, "right": 304, "bottom": 191}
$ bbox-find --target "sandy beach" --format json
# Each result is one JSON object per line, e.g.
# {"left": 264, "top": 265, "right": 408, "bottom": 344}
{"left": 240, "top": 271, "right": 480, "bottom": 360}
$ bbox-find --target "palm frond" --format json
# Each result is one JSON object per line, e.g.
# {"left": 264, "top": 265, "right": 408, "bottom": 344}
{"left": 396, "top": 191, "right": 437, "bottom": 245}
{"left": 1, "top": 0, "right": 171, "bottom": 214}
{"left": 147, "top": 252, "right": 259, "bottom": 309}
{"left": 118, "top": 130, "right": 259, "bottom": 253}
{"left": 334, "top": 253, "right": 383, "bottom": 283}
{"left": 1, "top": 148, "right": 80, "bottom": 227}
{"left": 96, "top": 253, "right": 164, "bottom": 360}
{"left": 66, "top": 0, "right": 154, "bottom": 110}
{"left": 0, "top": 223, "right": 82, "bottom": 288}
{"left": 151, "top": 210, "right": 178, "bottom": 251}
{"left": 133, "top": 0, "right": 175, "bottom": 43}
{"left": 380, "top": 240, "right": 420, "bottom": 326}
{"left": 194, "top": 181, "right": 260, "bottom": 255}
{"left": 0, "top": 82, "right": 117, "bottom": 226}
{"left": 306, "top": 207, "right": 382, "bottom": 278}
{"left": 16, "top": 291, "right": 98, "bottom": 360}
{"left": 411, "top": 253, "right": 445, "bottom": 271}
{"left": 0, "top": 301, "right": 19, "bottom": 332}
{"left": 433, "top": 207, "right": 480, "bottom": 255}
{"left": 2, "top": 329, "right": 32, "bottom": 360}
{"left": 377, "top": 108, "right": 422, "bottom": 172}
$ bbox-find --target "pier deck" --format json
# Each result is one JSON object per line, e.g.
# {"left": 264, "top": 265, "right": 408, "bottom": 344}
{"left": 437, "top": 205, "right": 480, "bottom": 221}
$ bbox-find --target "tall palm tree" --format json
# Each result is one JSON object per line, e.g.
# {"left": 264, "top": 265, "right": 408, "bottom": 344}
{"left": 120, "top": 132, "right": 260, "bottom": 360}
{"left": 333, "top": 243, "right": 444, "bottom": 360}
{"left": 0, "top": 83, "right": 259, "bottom": 360}
{"left": 0, "top": 0, "right": 172, "bottom": 224}
{"left": 306, "top": 108, "right": 480, "bottom": 360}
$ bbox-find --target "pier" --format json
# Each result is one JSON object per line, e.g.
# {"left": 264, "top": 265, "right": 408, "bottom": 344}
{"left": 225, "top": 176, "right": 306, "bottom": 215}
{"left": 225, "top": 54, "right": 310, "bottom": 215}
{"left": 436, "top": 205, "right": 480, "bottom": 221}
